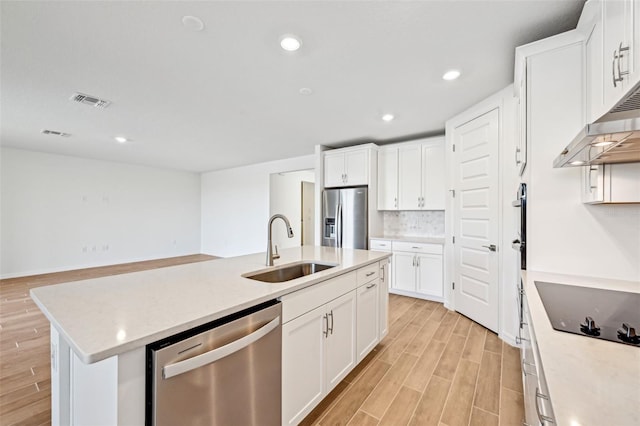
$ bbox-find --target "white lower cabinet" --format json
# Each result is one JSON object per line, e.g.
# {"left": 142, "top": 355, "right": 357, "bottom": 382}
{"left": 282, "top": 305, "right": 326, "bottom": 426}
{"left": 391, "top": 241, "right": 444, "bottom": 301}
{"left": 356, "top": 280, "right": 378, "bottom": 363}
{"left": 282, "top": 291, "right": 355, "bottom": 426}
{"left": 378, "top": 259, "right": 390, "bottom": 339}
{"left": 281, "top": 261, "right": 388, "bottom": 426}
{"left": 324, "top": 292, "right": 357, "bottom": 390}
{"left": 416, "top": 253, "right": 444, "bottom": 297}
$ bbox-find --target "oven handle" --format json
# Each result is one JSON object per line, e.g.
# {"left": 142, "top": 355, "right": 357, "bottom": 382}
{"left": 162, "top": 316, "right": 280, "bottom": 379}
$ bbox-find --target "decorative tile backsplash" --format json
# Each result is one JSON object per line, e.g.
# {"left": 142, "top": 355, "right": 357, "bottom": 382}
{"left": 383, "top": 211, "right": 445, "bottom": 237}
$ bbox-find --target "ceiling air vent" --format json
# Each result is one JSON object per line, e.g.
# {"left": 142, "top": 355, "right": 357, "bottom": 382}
{"left": 41, "top": 129, "right": 71, "bottom": 137}
{"left": 70, "top": 92, "right": 111, "bottom": 109}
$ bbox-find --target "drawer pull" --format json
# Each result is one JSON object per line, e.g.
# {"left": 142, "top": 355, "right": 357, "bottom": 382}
{"left": 366, "top": 271, "right": 375, "bottom": 277}
{"left": 366, "top": 283, "right": 377, "bottom": 289}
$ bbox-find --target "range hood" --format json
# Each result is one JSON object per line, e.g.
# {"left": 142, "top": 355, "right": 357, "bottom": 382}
{"left": 554, "top": 81, "right": 640, "bottom": 168}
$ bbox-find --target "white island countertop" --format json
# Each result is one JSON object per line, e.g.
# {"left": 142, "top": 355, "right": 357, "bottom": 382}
{"left": 522, "top": 270, "right": 640, "bottom": 426}
{"left": 31, "top": 246, "right": 390, "bottom": 364}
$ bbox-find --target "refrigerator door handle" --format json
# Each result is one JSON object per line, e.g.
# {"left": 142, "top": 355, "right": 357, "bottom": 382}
{"left": 336, "top": 203, "right": 343, "bottom": 248}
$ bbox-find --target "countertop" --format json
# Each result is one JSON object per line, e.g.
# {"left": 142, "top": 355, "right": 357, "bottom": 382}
{"left": 369, "top": 235, "right": 446, "bottom": 244}
{"left": 30, "top": 246, "right": 390, "bottom": 364}
{"left": 522, "top": 270, "right": 640, "bottom": 426}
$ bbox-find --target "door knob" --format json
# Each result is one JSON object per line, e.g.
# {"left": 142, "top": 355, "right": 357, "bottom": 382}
{"left": 482, "top": 244, "right": 497, "bottom": 252}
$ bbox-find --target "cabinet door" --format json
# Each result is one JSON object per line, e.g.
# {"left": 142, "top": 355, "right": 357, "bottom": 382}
{"left": 608, "top": 163, "right": 640, "bottom": 202}
{"left": 324, "top": 291, "right": 356, "bottom": 392}
{"left": 422, "top": 141, "right": 446, "bottom": 210}
{"left": 585, "top": 9, "right": 605, "bottom": 122}
{"left": 398, "top": 145, "right": 422, "bottom": 209}
{"left": 324, "top": 153, "right": 345, "bottom": 188}
{"left": 344, "top": 149, "right": 368, "bottom": 186}
{"left": 516, "top": 63, "right": 529, "bottom": 175}
{"left": 282, "top": 306, "right": 326, "bottom": 426}
{"left": 416, "top": 253, "right": 443, "bottom": 298}
{"left": 393, "top": 252, "right": 416, "bottom": 291}
{"left": 603, "top": 0, "right": 633, "bottom": 109}
{"left": 378, "top": 260, "right": 389, "bottom": 339}
{"left": 378, "top": 148, "right": 398, "bottom": 210}
{"left": 356, "top": 281, "right": 379, "bottom": 362}
{"left": 581, "top": 165, "right": 604, "bottom": 204}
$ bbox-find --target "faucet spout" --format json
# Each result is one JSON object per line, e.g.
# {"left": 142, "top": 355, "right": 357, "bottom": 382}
{"left": 266, "top": 214, "right": 294, "bottom": 266}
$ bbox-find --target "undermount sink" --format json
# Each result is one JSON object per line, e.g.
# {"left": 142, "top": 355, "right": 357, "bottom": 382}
{"left": 243, "top": 261, "right": 338, "bottom": 283}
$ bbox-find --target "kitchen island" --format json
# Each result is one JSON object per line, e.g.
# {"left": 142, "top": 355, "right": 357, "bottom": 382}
{"left": 521, "top": 270, "right": 640, "bottom": 426}
{"left": 30, "top": 246, "right": 391, "bottom": 425}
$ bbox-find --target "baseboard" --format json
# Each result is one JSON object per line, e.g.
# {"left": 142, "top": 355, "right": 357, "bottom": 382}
{"left": 389, "top": 288, "right": 444, "bottom": 303}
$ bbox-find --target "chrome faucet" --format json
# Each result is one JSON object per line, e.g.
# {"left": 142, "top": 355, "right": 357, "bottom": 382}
{"left": 266, "top": 214, "right": 294, "bottom": 266}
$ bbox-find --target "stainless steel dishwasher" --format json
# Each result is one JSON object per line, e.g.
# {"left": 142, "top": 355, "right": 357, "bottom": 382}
{"left": 146, "top": 300, "right": 281, "bottom": 426}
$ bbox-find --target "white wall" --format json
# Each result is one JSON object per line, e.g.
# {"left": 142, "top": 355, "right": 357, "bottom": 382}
{"left": 201, "top": 155, "right": 314, "bottom": 257}
{"left": 526, "top": 41, "right": 640, "bottom": 282}
{"left": 269, "top": 170, "right": 315, "bottom": 250}
{"left": 0, "top": 148, "right": 201, "bottom": 278}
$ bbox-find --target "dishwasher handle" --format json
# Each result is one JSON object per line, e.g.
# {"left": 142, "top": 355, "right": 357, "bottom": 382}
{"left": 162, "top": 316, "right": 280, "bottom": 379}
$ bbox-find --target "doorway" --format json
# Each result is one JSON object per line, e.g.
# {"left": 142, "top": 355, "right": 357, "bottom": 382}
{"left": 269, "top": 169, "right": 315, "bottom": 250}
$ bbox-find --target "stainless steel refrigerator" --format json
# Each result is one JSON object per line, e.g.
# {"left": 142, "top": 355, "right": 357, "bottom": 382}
{"left": 322, "top": 187, "right": 368, "bottom": 249}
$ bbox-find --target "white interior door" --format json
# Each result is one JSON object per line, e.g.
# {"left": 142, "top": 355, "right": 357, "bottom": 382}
{"left": 452, "top": 109, "right": 500, "bottom": 332}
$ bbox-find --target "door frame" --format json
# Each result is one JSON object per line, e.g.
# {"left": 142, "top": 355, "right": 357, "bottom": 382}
{"left": 444, "top": 85, "right": 520, "bottom": 345}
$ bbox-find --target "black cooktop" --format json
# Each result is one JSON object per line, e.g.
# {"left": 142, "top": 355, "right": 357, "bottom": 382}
{"left": 535, "top": 281, "right": 640, "bottom": 347}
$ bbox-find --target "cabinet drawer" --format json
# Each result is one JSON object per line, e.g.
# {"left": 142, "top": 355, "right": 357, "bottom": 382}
{"left": 392, "top": 241, "right": 443, "bottom": 255}
{"left": 281, "top": 272, "right": 357, "bottom": 323}
{"left": 357, "top": 263, "right": 379, "bottom": 286}
{"left": 370, "top": 239, "right": 392, "bottom": 251}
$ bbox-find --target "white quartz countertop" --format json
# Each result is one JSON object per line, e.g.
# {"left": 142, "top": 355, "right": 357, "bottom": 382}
{"left": 31, "top": 246, "right": 390, "bottom": 364}
{"left": 522, "top": 270, "right": 640, "bottom": 426}
{"left": 370, "top": 235, "right": 445, "bottom": 244}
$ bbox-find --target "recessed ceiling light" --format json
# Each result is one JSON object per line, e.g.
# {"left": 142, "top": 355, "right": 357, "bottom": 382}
{"left": 115, "top": 136, "right": 128, "bottom": 143}
{"left": 382, "top": 114, "right": 395, "bottom": 122}
{"left": 442, "top": 70, "right": 461, "bottom": 81}
{"left": 299, "top": 87, "right": 313, "bottom": 95}
{"left": 570, "top": 160, "right": 585, "bottom": 165}
{"left": 182, "top": 15, "right": 205, "bottom": 32}
{"left": 280, "top": 35, "right": 302, "bottom": 51}
{"left": 592, "top": 141, "right": 614, "bottom": 147}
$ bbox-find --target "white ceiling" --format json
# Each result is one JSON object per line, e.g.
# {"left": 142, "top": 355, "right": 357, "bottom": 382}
{"left": 1, "top": 1, "right": 584, "bottom": 173}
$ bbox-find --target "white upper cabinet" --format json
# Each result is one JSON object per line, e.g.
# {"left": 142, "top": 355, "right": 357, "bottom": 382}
{"left": 377, "top": 137, "right": 446, "bottom": 211}
{"left": 398, "top": 144, "right": 423, "bottom": 209}
{"left": 581, "top": 163, "right": 640, "bottom": 203}
{"left": 422, "top": 142, "right": 446, "bottom": 209}
{"left": 582, "top": 0, "right": 639, "bottom": 121}
{"left": 324, "top": 147, "right": 370, "bottom": 188}
{"left": 377, "top": 147, "right": 398, "bottom": 209}
{"left": 585, "top": 3, "right": 605, "bottom": 122}
{"left": 602, "top": 0, "right": 636, "bottom": 109}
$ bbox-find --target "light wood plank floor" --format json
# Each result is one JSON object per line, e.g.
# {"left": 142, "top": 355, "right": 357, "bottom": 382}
{"left": 0, "top": 254, "right": 216, "bottom": 426}
{"left": 301, "top": 294, "right": 525, "bottom": 426}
